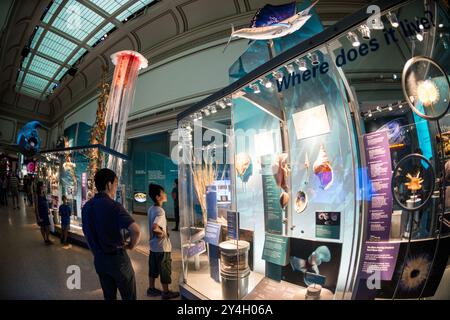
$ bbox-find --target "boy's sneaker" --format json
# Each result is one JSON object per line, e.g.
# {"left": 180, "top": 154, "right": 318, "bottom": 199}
{"left": 161, "top": 291, "right": 180, "bottom": 300}
{"left": 146, "top": 287, "right": 162, "bottom": 297}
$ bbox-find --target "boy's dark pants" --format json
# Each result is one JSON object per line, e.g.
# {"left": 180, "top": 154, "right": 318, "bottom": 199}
{"left": 94, "top": 250, "right": 136, "bottom": 300}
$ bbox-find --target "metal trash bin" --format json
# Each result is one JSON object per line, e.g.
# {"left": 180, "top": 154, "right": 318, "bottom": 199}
{"left": 219, "top": 240, "right": 250, "bottom": 299}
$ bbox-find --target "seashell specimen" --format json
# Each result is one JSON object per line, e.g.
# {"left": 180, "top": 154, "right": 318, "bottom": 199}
{"left": 295, "top": 190, "right": 308, "bottom": 213}
{"left": 273, "top": 153, "right": 290, "bottom": 191}
{"left": 235, "top": 153, "right": 253, "bottom": 183}
{"left": 313, "top": 145, "right": 333, "bottom": 190}
{"left": 404, "top": 172, "right": 424, "bottom": 191}
{"left": 280, "top": 191, "right": 289, "bottom": 209}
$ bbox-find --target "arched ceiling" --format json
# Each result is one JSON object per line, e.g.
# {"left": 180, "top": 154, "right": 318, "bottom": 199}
{"left": 0, "top": 0, "right": 370, "bottom": 127}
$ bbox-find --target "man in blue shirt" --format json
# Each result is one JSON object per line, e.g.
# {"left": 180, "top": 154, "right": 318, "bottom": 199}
{"left": 82, "top": 168, "right": 141, "bottom": 300}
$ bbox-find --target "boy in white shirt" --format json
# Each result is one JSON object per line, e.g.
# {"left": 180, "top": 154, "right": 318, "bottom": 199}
{"left": 146, "top": 183, "right": 179, "bottom": 299}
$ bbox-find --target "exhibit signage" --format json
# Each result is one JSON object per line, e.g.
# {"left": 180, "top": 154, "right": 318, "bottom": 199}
{"left": 262, "top": 233, "right": 289, "bottom": 266}
{"left": 261, "top": 154, "right": 283, "bottom": 234}
{"left": 227, "top": 211, "right": 239, "bottom": 240}
{"left": 363, "top": 131, "right": 393, "bottom": 241}
{"left": 205, "top": 221, "right": 221, "bottom": 245}
{"left": 315, "top": 211, "right": 340, "bottom": 240}
{"left": 184, "top": 240, "right": 206, "bottom": 258}
{"left": 358, "top": 241, "right": 400, "bottom": 281}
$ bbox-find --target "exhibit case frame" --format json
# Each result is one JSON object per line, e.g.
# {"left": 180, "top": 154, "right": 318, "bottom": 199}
{"left": 177, "top": 0, "right": 450, "bottom": 300}
{"left": 38, "top": 144, "right": 129, "bottom": 243}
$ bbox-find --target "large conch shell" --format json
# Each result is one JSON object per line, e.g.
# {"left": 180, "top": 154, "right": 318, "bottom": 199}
{"left": 235, "top": 153, "right": 253, "bottom": 183}
{"left": 313, "top": 145, "right": 333, "bottom": 190}
{"left": 273, "top": 153, "right": 290, "bottom": 191}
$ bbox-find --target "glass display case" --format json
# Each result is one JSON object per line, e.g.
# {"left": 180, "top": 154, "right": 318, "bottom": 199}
{"left": 177, "top": 0, "right": 450, "bottom": 300}
{"left": 39, "top": 144, "right": 129, "bottom": 241}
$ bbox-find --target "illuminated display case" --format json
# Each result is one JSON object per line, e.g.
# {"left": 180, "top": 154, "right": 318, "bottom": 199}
{"left": 177, "top": 0, "right": 450, "bottom": 300}
{"left": 39, "top": 144, "right": 129, "bottom": 241}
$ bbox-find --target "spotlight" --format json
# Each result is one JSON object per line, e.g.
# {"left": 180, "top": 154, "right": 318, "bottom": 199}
{"left": 309, "top": 53, "right": 320, "bottom": 66}
{"left": 250, "top": 83, "right": 260, "bottom": 94}
{"left": 388, "top": 105, "right": 393, "bottom": 111}
{"left": 399, "top": 104, "right": 403, "bottom": 109}
{"left": 439, "top": 23, "right": 444, "bottom": 28}
{"left": 225, "top": 98, "right": 232, "bottom": 106}
{"left": 273, "top": 71, "right": 284, "bottom": 82}
{"left": 368, "top": 111, "right": 373, "bottom": 117}
{"left": 296, "top": 59, "right": 307, "bottom": 71}
{"left": 262, "top": 78, "right": 272, "bottom": 88}
{"left": 218, "top": 101, "right": 227, "bottom": 109}
{"left": 387, "top": 12, "right": 399, "bottom": 28}
{"left": 416, "top": 32, "right": 424, "bottom": 42}
{"left": 285, "top": 64, "right": 295, "bottom": 74}
{"left": 393, "top": 74, "right": 398, "bottom": 80}
{"left": 376, "top": 106, "right": 382, "bottom": 112}
{"left": 203, "top": 108, "right": 210, "bottom": 116}
{"left": 358, "top": 24, "right": 371, "bottom": 40}
{"left": 210, "top": 105, "right": 217, "bottom": 114}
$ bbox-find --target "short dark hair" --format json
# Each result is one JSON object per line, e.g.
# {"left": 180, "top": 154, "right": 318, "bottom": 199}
{"left": 94, "top": 168, "right": 117, "bottom": 192}
{"left": 148, "top": 183, "right": 164, "bottom": 203}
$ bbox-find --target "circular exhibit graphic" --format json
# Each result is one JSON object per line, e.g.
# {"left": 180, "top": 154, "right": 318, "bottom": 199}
{"left": 391, "top": 153, "right": 435, "bottom": 211}
{"left": 402, "top": 56, "right": 450, "bottom": 120}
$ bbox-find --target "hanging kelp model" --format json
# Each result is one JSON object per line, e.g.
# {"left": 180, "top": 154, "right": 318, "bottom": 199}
{"left": 105, "top": 50, "right": 148, "bottom": 177}
{"left": 88, "top": 65, "right": 110, "bottom": 190}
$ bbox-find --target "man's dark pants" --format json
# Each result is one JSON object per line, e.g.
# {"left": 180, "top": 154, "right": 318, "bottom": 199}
{"left": 94, "top": 250, "right": 136, "bottom": 300}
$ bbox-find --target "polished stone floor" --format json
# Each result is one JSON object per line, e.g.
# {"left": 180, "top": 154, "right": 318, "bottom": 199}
{"left": 0, "top": 195, "right": 181, "bottom": 300}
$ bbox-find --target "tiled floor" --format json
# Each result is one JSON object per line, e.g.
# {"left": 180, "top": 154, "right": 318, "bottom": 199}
{"left": 0, "top": 195, "right": 181, "bottom": 300}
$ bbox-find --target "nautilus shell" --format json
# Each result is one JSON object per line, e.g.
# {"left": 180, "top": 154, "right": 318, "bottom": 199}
{"left": 313, "top": 145, "right": 333, "bottom": 190}
{"left": 295, "top": 190, "right": 308, "bottom": 213}
{"left": 235, "top": 153, "right": 253, "bottom": 183}
{"left": 273, "top": 153, "right": 290, "bottom": 191}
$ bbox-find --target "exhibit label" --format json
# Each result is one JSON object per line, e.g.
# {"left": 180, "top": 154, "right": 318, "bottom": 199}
{"left": 262, "top": 233, "right": 289, "bottom": 266}
{"left": 315, "top": 211, "right": 340, "bottom": 240}
{"left": 359, "top": 242, "right": 400, "bottom": 281}
{"left": 261, "top": 154, "right": 283, "bottom": 234}
{"left": 204, "top": 221, "right": 221, "bottom": 245}
{"left": 363, "top": 131, "right": 393, "bottom": 241}
{"left": 227, "top": 211, "right": 239, "bottom": 240}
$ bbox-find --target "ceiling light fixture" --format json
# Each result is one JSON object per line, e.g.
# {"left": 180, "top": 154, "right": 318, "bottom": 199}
{"left": 347, "top": 32, "right": 360, "bottom": 47}
{"left": 358, "top": 24, "right": 371, "bottom": 40}
{"left": 296, "top": 59, "right": 308, "bottom": 71}
{"left": 309, "top": 53, "right": 320, "bottom": 66}
{"left": 387, "top": 12, "right": 399, "bottom": 28}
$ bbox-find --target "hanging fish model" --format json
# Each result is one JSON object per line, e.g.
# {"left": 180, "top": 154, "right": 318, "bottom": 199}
{"left": 224, "top": 1, "right": 319, "bottom": 51}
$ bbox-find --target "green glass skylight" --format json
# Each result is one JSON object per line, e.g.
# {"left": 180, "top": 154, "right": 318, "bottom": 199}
{"left": 87, "top": 22, "right": 115, "bottom": 47}
{"left": 88, "top": 0, "right": 130, "bottom": 15}
{"left": 28, "top": 55, "right": 61, "bottom": 79}
{"left": 17, "top": 0, "right": 157, "bottom": 100}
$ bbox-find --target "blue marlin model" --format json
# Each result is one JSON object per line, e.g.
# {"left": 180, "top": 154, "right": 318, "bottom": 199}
{"left": 224, "top": 1, "right": 319, "bottom": 51}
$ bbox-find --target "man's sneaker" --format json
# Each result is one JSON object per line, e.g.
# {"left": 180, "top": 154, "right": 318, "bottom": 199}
{"left": 146, "top": 287, "right": 162, "bottom": 297}
{"left": 161, "top": 291, "right": 180, "bottom": 300}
